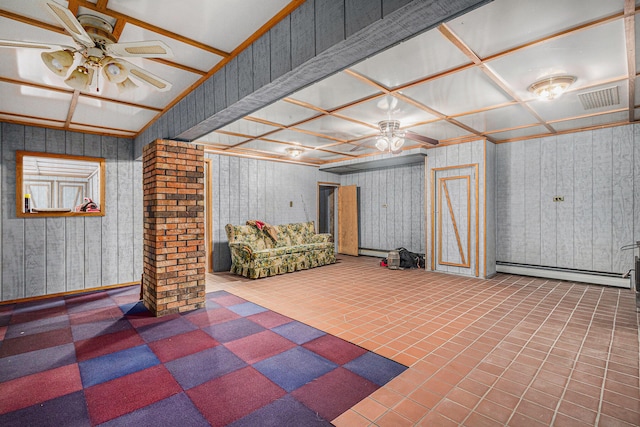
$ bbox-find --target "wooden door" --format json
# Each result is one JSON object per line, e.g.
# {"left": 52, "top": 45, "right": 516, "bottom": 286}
{"left": 338, "top": 185, "right": 359, "bottom": 256}
{"left": 432, "top": 165, "right": 479, "bottom": 276}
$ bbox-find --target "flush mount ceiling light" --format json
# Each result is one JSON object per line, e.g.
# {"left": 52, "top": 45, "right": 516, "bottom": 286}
{"left": 375, "top": 120, "right": 405, "bottom": 154}
{"left": 285, "top": 147, "right": 304, "bottom": 157}
{"left": 528, "top": 75, "right": 576, "bottom": 101}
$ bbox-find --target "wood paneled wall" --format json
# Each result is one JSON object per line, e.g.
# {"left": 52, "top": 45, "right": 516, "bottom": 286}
{"left": 0, "top": 123, "right": 142, "bottom": 301}
{"left": 495, "top": 125, "right": 637, "bottom": 274}
{"left": 207, "top": 153, "right": 337, "bottom": 272}
{"left": 340, "top": 164, "right": 425, "bottom": 254}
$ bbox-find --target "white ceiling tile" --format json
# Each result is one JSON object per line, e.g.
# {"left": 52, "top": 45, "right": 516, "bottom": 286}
{"left": 249, "top": 100, "right": 320, "bottom": 126}
{"left": 400, "top": 67, "right": 513, "bottom": 116}
{"left": 406, "top": 120, "right": 473, "bottom": 141}
{"left": 265, "top": 129, "right": 338, "bottom": 147}
{"left": 0, "top": 81, "right": 71, "bottom": 121}
{"left": 447, "top": 0, "right": 624, "bottom": 58}
{"left": 72, "top": 96, "right": 158, "bottom": 132}
{"left": 487, "top": 20, "right": 627, "bottom": 102}
{"left": 288, "top": 71, "right": 382, "bottom": 111}
{"left": 293, "top": 115, "right": 376, "bottom": 141}
{"left": 107, "top": 0, "right": 291, "bottom": 52}
{"left": 349, "top": 27, "right": 470, "bottom": 88}
{"left": 550, "top": 111, "right": 629, "bottom": 132}
{"left": 455, "top": 104, "right": 540, "bottom": 133}
{"left": 217, "top": 118, "right": 281, "bottom": 137}
{"left": 337, "top": 95, "right": 438, "bottom": 128}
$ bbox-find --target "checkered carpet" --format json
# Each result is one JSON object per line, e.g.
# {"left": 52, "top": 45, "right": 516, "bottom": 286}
{"left": 0, "top": 286, "right": 406, "bottom": 426}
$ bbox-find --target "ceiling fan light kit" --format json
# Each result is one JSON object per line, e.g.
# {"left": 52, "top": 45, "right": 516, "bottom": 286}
{"left": 376, "top": 120, "right": 405, "bottom": 154}
{"left": 0, "top": 1, "right": 174, "bottom": 94}
{"left": 528, "top": 75, "right": 576, "bottom": 101}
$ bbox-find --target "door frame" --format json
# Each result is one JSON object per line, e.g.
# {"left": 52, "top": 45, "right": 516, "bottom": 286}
{"left": 430, "top": 163, "right": 479, "bottom": 277}
{"left": 317, "top": 182, "right": 339, "bottom": 252}
{"left": 205, "top": 158, "right": 213, "bottom": 273}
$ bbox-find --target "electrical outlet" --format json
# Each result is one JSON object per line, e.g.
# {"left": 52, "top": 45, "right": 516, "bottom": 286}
{"left": 553, "top": 196, "right": 564, "bottom": 202}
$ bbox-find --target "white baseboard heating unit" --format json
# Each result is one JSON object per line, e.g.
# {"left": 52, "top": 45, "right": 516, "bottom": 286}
{"left": 496, "top": 262, "right": 630, "bottom": 289}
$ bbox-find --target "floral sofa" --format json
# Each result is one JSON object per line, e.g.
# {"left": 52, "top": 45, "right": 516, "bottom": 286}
{"left": 225, "top": 221, "right": 336, "bottom": 279}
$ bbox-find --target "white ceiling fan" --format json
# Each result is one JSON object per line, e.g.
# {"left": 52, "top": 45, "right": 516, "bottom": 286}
{"left": 352, "top": 119, "right": 439, "bottom": 154}
{"left": 0, "top": 1, "right": 173, "bottom": 93}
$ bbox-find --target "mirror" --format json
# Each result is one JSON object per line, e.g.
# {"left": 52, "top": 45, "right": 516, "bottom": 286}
{"left": 16, "top": 151, "right": 105, "bottom": 217}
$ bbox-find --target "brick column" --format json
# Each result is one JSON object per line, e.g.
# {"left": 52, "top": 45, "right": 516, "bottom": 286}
{"left": 142, "top": 140, "right": 205, "bottom": 316}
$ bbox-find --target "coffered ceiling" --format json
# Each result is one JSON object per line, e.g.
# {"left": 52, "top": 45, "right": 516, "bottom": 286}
{"left": 196, "top": 0, "right": 639, "bottom": 165}
{"left": 0, "top": 0, "right": 638, "bottom": 166}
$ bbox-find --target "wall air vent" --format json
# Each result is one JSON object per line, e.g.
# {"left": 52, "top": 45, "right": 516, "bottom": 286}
{"left": 578, "top": 86, "right": 620, "bottom": 110}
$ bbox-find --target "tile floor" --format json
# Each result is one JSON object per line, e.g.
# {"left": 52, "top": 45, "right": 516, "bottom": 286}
{"left": 206, "top": 255, "right": 640, "bottom": 426}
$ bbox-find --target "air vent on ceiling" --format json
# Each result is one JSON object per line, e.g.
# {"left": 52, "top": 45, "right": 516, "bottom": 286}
{"left": 578, "top": 86, "right": 620, "bottom": 110}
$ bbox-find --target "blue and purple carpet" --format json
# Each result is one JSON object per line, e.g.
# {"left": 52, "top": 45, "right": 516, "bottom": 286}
{"left": 0, "top": 286, "right": 406, "bottom": 426}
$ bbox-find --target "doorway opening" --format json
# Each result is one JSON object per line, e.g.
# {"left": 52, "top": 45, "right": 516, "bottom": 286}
{"left": 318, "top": 183, "right": 338, "bottom": 251}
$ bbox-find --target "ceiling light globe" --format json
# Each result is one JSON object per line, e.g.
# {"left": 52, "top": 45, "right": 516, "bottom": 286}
{"left": 65, "top": 65, "right": 91, "bottom": 91}
{"left": 375, "top": 137, "right": 389, "bottom": 152}
{"left": 102, "top": 58, "right": 128, "bottom": 84}
{"left": 41, "top": 50, "right": 74, "bottom": 77}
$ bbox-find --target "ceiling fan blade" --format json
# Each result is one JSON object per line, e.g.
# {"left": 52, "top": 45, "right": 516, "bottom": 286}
{"left": 405, "top": 131, "right": 439, "bottom": 146}
{"left": 119, "top": 59, "right": 172, "bottom": 91}
{"left": 106, "top": 41, "right": 174, "bottom": 58}
{"left": 0, "top": 39, "right": 75, "bottom": 51}
{"left": 43, "top": 1, "right": 94, "bottom": 48}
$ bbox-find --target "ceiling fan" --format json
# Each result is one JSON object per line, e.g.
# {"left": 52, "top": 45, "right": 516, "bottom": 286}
{"left": 352, "top": 120, "right": 439, "bottom": 154}
{"left": 0, "top": 1, "right": 173, "bottom": 93}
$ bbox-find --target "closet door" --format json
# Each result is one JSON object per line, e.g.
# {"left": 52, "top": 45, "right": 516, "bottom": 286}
{"left": 338, "top": 185, "right": 359, "bottom": 256}
{"left": 432, "top": 165, "right": 479, "bottom": 276}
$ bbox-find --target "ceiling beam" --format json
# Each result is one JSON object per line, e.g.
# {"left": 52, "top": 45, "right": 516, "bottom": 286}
{"left": 65, "top": 91, "right": 80, "bottom": 128}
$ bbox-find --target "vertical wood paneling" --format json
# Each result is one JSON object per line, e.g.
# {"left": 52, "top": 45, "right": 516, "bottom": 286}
{"left": 573, "top": 132, "right": 593, "bottom": 270}
{"left": 523, "top": 139, "right": 541, "bottom": 265}
{"left": 315, "top": 0, "right": 345, "bottom": 54}
{"left": 495, "top": 143, "right": 511, "bottom": 261}
{"left": 291, "top": 0, "right": 316, "bottom": 69}
{"left": 508, "top": 142, "right": 525, "bottom": 263}
{"left": 555, "top": 134, "right": 574, "bottom": 268}
{"left": 24, "top": 126, "right": 46, "bottom": 296}
{"left": 44, "top": 129, "right": 66, "bottom": 293}
{"left": 213, "top": 72, "right": 227, "bottom": 114}
{"left": 83, "top": 134, "right": 103, "bottom": 288}
{"left": 383, "top": 0, "right": 413, "bottom": 16}
{"left": 485, "top": 141, "right": 496, "bottom": 276}
{"left": 345, "top": 0, "right": 381, "bottom": 37}
{"left": 203, "top": 77, "right": 215, "bottom": 120}
{"left": 592, "top": 128, "right": 613, "bottom": 272}
{"left": 238, "top": 47, "right": 254, "bottom": 100}
{"left": 611, "top": 125, "right": 633, "bottom": 272}
{"left": 540, "top": 136, "right": 557, "bottom": 266}
{"left": 65, "top": 132, "right": 85, "bottom": 291}
{"left": 101, "top": 136, "right": 119, "bottom": 286}
{"left": 253, "top": 33, "right": 271, "bottom": 91}
{"left": 2, "top": 124, "right": 25, "bottom": 300}
{"left": 225, "top": 58, "right": 239, "bottom": 106}
{"left": 270, "top": 16, "right": 291, "bottom": 81}
{"left": 117, "top": 140, "right": 134, "bottom": 283}
{"left": 133, "top": 159, "right": 143, "bottom": 281}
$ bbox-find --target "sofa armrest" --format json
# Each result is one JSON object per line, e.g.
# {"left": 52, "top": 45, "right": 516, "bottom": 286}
{"left": 228, "top": 242, "right": 255, "bottom": 260}
{"left": 309, "top": 233, "right": 333, "bottom": 244}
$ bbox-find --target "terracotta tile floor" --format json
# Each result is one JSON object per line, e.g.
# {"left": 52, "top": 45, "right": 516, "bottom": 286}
{"left": 206, "top": 255, "right": 640, "bottom": 426}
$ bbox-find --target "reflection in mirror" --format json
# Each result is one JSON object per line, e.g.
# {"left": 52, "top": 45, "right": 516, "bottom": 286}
{"left": 17, "top": 151, "right": 105, "bottom": 217}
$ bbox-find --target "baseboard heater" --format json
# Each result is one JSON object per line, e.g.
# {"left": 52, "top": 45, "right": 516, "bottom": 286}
{"left": 496, "top": 262, "right": 630, "bottom": 289}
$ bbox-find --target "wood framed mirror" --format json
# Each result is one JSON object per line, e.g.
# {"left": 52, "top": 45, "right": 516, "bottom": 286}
{"left": 16, "top": 151, "right": 106, "bottom": 218}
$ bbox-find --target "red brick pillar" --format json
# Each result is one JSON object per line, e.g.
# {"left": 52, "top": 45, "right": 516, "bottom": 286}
{"left": 142, "top": 139, "right": 205, "bottom": 316}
